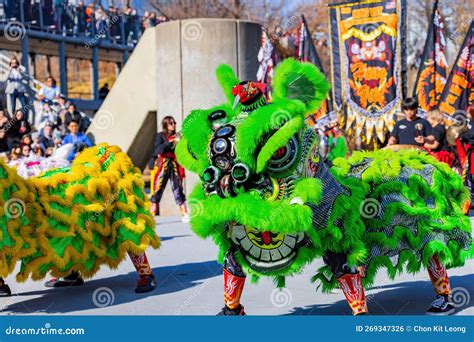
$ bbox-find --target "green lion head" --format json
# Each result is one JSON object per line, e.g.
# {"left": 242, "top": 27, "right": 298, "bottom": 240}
{"left": 176, "top": 58, "right": 334, "bottom": 282}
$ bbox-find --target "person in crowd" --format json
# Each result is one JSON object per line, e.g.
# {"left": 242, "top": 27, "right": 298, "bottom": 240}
{"left": 34, "top": 146, "right": 45, "bottom": 157}
{"left": 0, "top": 110, "right": 10, "bottom": 129}
{"left": 1, "top": 152, "right": 11, "bottom": 163}
{"left": 10, "top": 147, "right": 21, "bottom": 161}
{"left": 109, "top": 6, "right": 122, "bottom": 41}
{"left": 325, "top": 121, "right": 347, "bottom": 166}
{"left": 5, "top": 57, "right": 29, "bottom": 120}
{"left": 62, "top": 120, "right": 93, "bottom": 161}
{"left": 9, "top": 110, "right": 31, "bottom": 147}
{"left": 95, "top": 6, "right": 108, "bottom": 37}
{"left": 31, "top": 132, "right": 41, "bottom": 151}
{"left": 423, "top": 109, "right": 454, "bottom": 166}
{"left": 149, "top": 116, "right": 189, "bottom": 222}
{"left": 388, "top": 97, "right": 432, "bottom": 147}
{"left": 75, "top": 1, "right": 87, "bottom": 34}
{"left": 0, "top": 130, "right": 10, "bottom": 153}
{"left": 99, "top": 83, "right": 110, "bottom": 100}
{"left": 20, "top": 134, "right": 32, "bottom": 148}
{"left": 123, "top": 5, "right": 139, "bottom": 43}
{"left": 54, "top": 96, "right": 70, "bottom": 122}
{"left": 20, "top": 144, "right": 32, "bottom": 158}
{"left": 37, "top": 101, "right": 58, "bottom": 132}
{"left": 53, "top": 0, "right": 65, "bottom": 32}
{"left": 142, "top": 11, "right": 157, "bottom": 31}
{"left": 39, "top": 123, "right": 61, "bottom": 151}
{"left": 85, "top": 2, "right": 95, "bottom": 35}
{"left": 38, "top": 76, "right": 61, "bottom": 103}
{"left": 45, "top": 147, "right": 55, "bottom": 157}
{"left": 158, "top": 15, "right": 169, "bottom": 24}
{"left": 64, "top": 103, "right": 83, "bottom": 131}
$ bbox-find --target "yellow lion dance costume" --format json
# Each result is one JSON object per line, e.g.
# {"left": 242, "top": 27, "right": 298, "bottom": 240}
{"left": 0, "top": 144, "right": 160, "bottom": 293}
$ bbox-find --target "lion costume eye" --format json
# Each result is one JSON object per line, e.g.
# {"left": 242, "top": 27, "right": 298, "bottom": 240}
{"left": 266, "top": 135, "right": 299, "bottom": 173}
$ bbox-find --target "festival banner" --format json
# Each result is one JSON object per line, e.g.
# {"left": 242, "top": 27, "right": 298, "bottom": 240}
{"left": 413, "top": 0, "right": 448, "bottom": 113}
{"left": 438, "top": 21, "right": 474, "bottom": 116}
{"left": 298, "top": 15, "right": 337, "bottom": 128}
{"left": 329, "top": 0, "right": 407, "bottom": 146}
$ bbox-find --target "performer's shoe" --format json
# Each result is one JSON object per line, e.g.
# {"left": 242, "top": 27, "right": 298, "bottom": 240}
{"left": 44, "top": 272, "right": 84, "bottom": 288}
{"left": 135, "top": 275, "right": 157, "bottom": 293}
{"left": 0, "top": 283, "right": 11, "bottom": 297}
{"left": 182, "top": 213, "right": 190, "bottom": 223}
{"left": 426, "top": 294, "right": 455, "bottom": 315}
{"left": 216, "top": 304, "right": 246, "bottom": 316}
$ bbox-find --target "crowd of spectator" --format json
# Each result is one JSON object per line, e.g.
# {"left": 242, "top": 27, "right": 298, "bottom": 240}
{"left": 1, "top": 56, "right": 92, "bottom": 164}
{"left": 1, "top": 1, "right": 168, "bottom": 45}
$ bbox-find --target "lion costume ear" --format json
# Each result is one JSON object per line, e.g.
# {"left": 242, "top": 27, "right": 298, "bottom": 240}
{"left": 216, "top": 64, "right": 241, "bottom": 105}
{"left": 271, "top": 58, "right": 330, "bottom": 115}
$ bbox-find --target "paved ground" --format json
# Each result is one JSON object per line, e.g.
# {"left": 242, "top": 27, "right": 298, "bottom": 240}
{"left": 0, "top": 216, "right": 473, "bottom": 316}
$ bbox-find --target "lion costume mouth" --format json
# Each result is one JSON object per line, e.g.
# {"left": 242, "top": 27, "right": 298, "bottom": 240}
{"left": 229, "top": 223, "right": 308, "bottom": 272}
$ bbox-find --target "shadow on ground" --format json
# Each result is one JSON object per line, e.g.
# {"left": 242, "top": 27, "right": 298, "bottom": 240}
{"left": 287, "top": 274, "right": 474, "bottom": 315}
{"left": 1, "top": 260, "right": 220, "bottom": 314}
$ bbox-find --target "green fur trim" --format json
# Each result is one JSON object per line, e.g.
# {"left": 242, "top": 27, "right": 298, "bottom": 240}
{"left": 235, "top": 100, "right": 306, "bottom": 171}
{"left": 312, "top": 148, "right": 472, "bottom": 292}
{"left": 271, "top": 58, "right": 330, "bottom": 115}
{"left": 256, "top": 117, "right": 303, "bottom": 173}
{"left": 216, "top": 64, "right": 241, "bottom": 109}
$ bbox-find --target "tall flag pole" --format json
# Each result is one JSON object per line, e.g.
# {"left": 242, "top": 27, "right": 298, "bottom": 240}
{"left": 328, "top": 0, "right": 407, "bottom": 148}
{"left": 413, "top": 0, "right": 448, "bottom": 113}
{"left": 298, "top": 15, "right": 337, "bottom": 127}
{"left": 439, "top": 21, "right": 474, "bottom": 116}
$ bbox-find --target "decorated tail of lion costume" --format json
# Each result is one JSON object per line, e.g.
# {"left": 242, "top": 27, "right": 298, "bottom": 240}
{"left": 0, "top": 144, "right": 160, "bottom": 288}
{"left": 176, "top": 58, "right": 473, "bottom": 315}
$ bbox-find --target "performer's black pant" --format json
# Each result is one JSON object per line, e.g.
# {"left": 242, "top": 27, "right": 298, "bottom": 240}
{"left": 150, "top": 158, "right": 186, "bottom": 206}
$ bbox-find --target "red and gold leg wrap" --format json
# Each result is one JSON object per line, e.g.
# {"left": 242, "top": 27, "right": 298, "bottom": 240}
{"left": 128, "top": 252, "right": 153, "bottom": 277}
{"left": 223, "top": 268, "right": 245, "bottom": 309}
{"left": 337, "top": 273, "right": 368, "bottom": 315}
{"left": 427, "top": 254, "right": 451, "bottom": 296}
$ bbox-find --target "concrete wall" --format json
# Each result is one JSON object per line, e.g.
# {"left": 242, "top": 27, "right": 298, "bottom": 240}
{"left": 88, "top": 19, "right": 261, "bottom": 215}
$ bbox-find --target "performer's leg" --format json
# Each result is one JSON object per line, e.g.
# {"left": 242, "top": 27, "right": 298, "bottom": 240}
{"left": 0, "top": 277, "right": 11, "bottom": 297}
{"left": 323, "top": 251, "right": 368, "bottom": 315}
{"left": 169, "top": 161, "right": 188, "bottom": 222}
{"left": 150, "top": 159, "right": 170, "bottom": 215}
{"left": 426, "top": 254, "right": 455, "bottom": 315}
{"left": 128, "top": 252, "right": 157, "bottom": 294}
{"left": 217, "top": 249, "right": 246, "bottom": 316}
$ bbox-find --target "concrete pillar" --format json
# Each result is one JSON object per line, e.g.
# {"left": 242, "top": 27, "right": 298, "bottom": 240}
{"left": 88, "top": 19, "right": 261, "bottom": 216}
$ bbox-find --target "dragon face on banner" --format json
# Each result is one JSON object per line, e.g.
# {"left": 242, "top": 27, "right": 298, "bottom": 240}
{"left": 414, "top": 4, "right": 448, "bottom": 113}
{"left": 439, "top": 21, "right": 474, "bottom": 116}
{"left": 330, "top": 0, "right": 407, "bottom": 147}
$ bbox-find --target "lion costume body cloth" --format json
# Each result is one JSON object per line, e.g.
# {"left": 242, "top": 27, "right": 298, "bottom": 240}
{"left": 0, "top": 144, "right": 160, "bottom": 281}
{"left": 176, "top": 58, "right": 472, "bottom": 297}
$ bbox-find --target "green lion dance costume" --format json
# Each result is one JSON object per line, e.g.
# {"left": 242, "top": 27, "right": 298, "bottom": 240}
{"left": 0, "top": 144, "right": 160, "bottom": 296}
{"left": 176, "top": 59, "right": 472, "bottom": 315}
